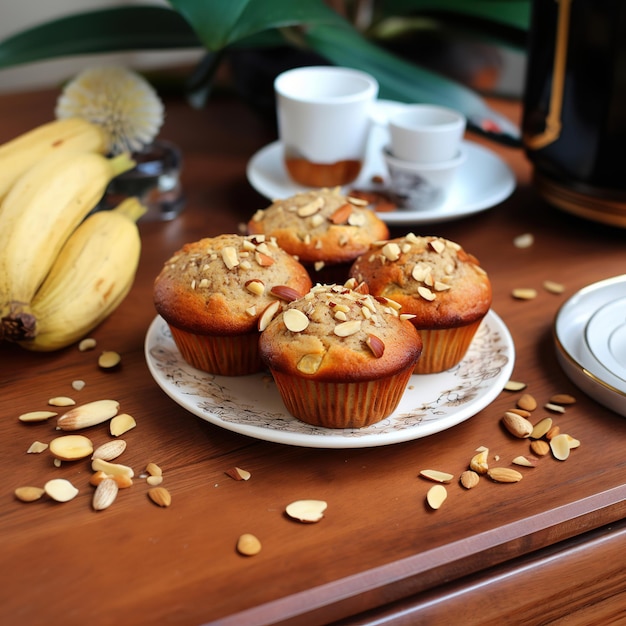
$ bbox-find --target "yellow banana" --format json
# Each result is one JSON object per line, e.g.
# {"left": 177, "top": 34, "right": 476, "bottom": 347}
{"left": 0, "top": 150, "right": 135, "bottom": 339}
{"left": 18, "top": 198, "right": 146, "bottom": 352}
{"left": 0, "top": 117, "right": 108, "bottom": 203}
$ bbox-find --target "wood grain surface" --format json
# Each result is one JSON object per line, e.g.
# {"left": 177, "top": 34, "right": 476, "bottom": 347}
{"left": 1, "top": 88, "right": 625, "bottom": 626}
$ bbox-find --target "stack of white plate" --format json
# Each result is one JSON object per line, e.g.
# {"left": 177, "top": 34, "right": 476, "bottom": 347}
{"left": 554, "top": 275, "right": 626, "bottom": 417}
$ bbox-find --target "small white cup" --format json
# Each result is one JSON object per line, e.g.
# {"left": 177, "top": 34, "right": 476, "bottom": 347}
{"left": 383, "top": 146, "right": 466, "bottom": 211}
{"left": 389, "top": 104, "right": 466, "bottom": 163}
{"left": 274, "top": 66, "right": 379, "bottom": 187}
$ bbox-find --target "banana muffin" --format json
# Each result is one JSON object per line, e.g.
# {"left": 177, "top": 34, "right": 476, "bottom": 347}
{"left": 153, "top": 234, "right": 312, "bottom": 375}
{"left": 349, "top": 234, "right": 491, "bottom": 374}
{"left": 258, "top": 281, "right": 422, "bottom": 428}
{"left": 247, "top": 187, "right": 389, "bottom": 273}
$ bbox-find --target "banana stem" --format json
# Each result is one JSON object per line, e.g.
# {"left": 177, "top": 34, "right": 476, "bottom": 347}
{"left": 112, "top": 197, "right": 148, "bottom": 222}
{"left": 1, "top": 302, "right": 37, "bottom": 342}
{"left": 109, "top": 152, "right": 136, "bottom": 177}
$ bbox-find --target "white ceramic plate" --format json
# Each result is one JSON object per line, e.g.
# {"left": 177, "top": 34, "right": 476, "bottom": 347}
{"left": 246, "top": 100, "right": 516, "bottom": 226}
{"left": 144, "top": 311, "right": 514, "bottom": 448}
{"left": 585, "top": 296, "right": 626, "bottom": 384}
{"left": 554, "top": 275, "right": 626, "bottom": 416}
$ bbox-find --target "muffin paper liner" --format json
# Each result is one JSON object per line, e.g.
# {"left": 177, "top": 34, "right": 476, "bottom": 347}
{"left": 412, "top": 319, "right": 483, "bottom": 374}
{"left": 169, "top": 326, "right": 262, "bottom": 376}
{"left": 270, "top": 366, "right": 414, "bottom": 428}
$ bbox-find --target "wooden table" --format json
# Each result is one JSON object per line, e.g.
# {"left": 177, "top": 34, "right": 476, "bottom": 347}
{"left": 1, "top": 87, "right": 626, "bottom": 626}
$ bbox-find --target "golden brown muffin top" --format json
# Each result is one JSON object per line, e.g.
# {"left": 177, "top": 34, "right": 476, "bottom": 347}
{"left": 259, "top": 281, "right": 422, "bottom": 382}
{"left": 247, "top": 187, "right": 389, "bottom": 267}
{"left": 153, "top": 234, "right": 312, "bottom": 335}
{"left": 349, "top": 234, "right": 492, "bottom": 329}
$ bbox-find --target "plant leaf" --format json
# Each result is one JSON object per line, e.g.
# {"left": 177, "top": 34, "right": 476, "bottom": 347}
{"left": 378, "top": 0, "right": 530, "bottom": 31}
{"left": 304, "top": 22, "right": 521, "bottom": 144}
{"left": 0, "top": 7, "right": 200, "bottom": 69}
{"left": 168, "top": 0, "right": 345, "bottom": 50}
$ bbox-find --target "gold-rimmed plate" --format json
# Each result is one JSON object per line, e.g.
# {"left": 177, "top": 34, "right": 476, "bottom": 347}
{"left": 554, "top": 274, "right": 626, "bottom": 417}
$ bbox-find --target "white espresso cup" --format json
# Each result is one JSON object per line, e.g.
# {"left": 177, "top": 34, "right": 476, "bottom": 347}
{"left": 389, "top": 104, "right": 466, "bottom": 163}
{"left": 274, "top": 66, "right": 379, "bottom": 187}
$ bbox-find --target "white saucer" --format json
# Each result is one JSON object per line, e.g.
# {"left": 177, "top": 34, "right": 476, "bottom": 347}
{"left": 554, "top": 275, "right": 626, "bottom": 416}
{"left": 246, "top": 101, "right": 516, "bottom": 226}
{"left": 145, "top": 311, "right": 514, "bottom": 449}
{"left": 585, "top": 296, "right": 626, "bottom": 384}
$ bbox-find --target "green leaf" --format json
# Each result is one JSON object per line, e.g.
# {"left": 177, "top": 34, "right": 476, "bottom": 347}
{"left": 167, "top": 0, "right": 345, "bottom": 50}
{"left": 378, "top": 0, "right": 530, "bottom": 30}
{"left": 304, "top": 23, "right": 520, "bottom": 143}
{"left": 0, "top": 7, "right": 200, "bottom": 69}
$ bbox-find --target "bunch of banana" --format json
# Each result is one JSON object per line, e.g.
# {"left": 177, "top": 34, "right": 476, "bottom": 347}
{"left": 0, "top": 118, "right": 143, "bottom": 351}
{"left": 0, "top": 117, "right": 107, "bottom": 203}
{"left": 18, "top": 198, "right": 145, "bottom": 351}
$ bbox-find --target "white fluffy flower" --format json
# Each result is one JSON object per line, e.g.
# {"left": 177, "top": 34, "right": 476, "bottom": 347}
{"left": 56, "top": 65, "right": 164, "bottom": 154}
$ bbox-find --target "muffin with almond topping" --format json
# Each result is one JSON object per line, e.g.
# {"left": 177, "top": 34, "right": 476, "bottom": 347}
{"left": 258, "top": 281, "right": 422, "bottom": 428}
{"left": 153, "top": 234, "right": 312, "bottom": 375}
{"left": 349, "top": 234, "right": 491, "bottom": 374}
{"left": 247, "top": 187, "right": 389, "bottom": 277}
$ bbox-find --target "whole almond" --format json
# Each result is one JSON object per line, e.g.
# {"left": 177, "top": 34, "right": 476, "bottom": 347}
{"left": 546, "top": 425, "right": 561, "bottom": 440}
{"left": 91, "top": 439, "right": 127, "bottom": 461}
{"left": 92, "top": 477, "right": 118, "bottom": 511}
{"left": 148, "top": 486, "right": 172, "bottom": 507}
{"left": 145, "top": 462, "right": 163, "bottom": 477}
{"left": 237, "top": 533, "right": 262, "bottom": 556}
{"left": 270, "top": 285, "right": 302, "bottom": 302}
{"left": 530, "top": 440, "right": 551, "bottom": 456}
{"left": 517, "top": 393, "right": 537, "bottom": 411}
{"left": 487, "top": 467, "right": 523, "bottom": 483}
{"left": 460, "top": 470, "right": 479, "bottom": 489}
{"left": 550, "top": 393, "right": 576, "bottom": 405}
{"left": 329, "top": 203, "right": 352, "bottom": 224}
{"left": 56, "top": 399, "right": 119, "bottom": 431}
{"left": 502, "top": 412, "right": 533, "bottom": 438}
{"left": 366, "top": 334, "right": 385, "bottom": 358}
